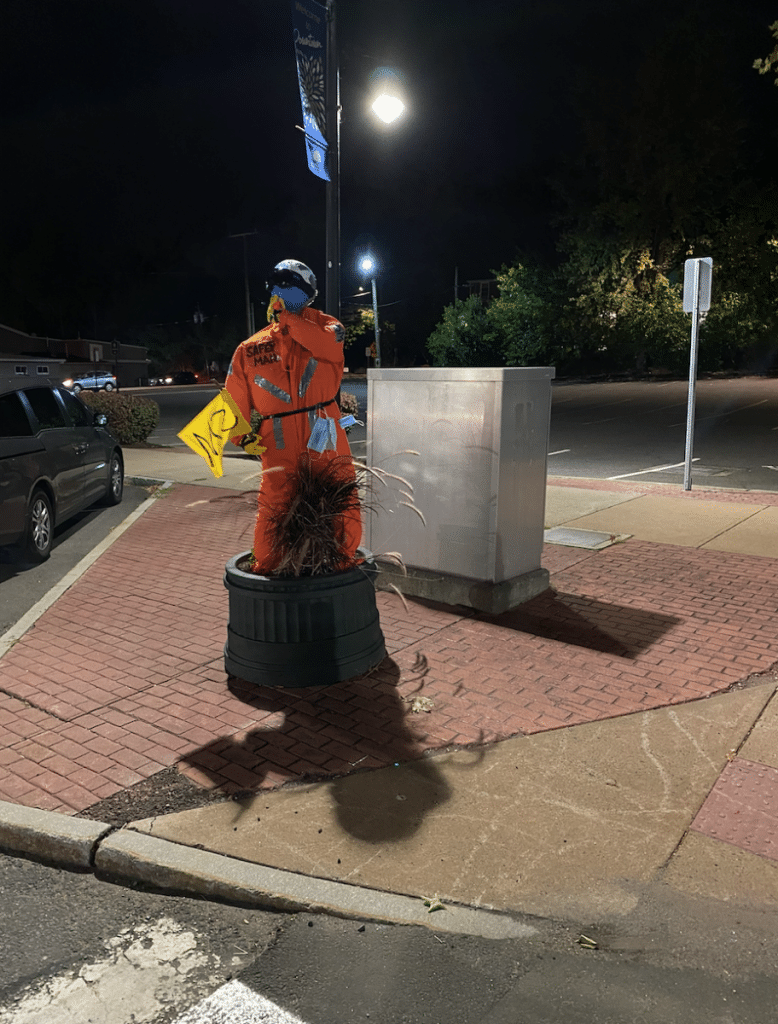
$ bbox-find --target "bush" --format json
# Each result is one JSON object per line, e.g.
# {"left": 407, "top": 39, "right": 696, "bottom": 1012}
{"left": 79, "top": 391, "right": 160, "bottom": 443}
{"left": 339, "top": 391, "right": 359, "bottom": 417}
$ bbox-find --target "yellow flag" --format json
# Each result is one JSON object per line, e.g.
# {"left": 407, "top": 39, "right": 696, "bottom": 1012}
{"left": 177, "top": 389, "right": 253, "bottom": 478}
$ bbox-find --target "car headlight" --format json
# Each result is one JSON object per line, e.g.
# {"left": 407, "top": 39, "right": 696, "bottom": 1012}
{"left": 63, "top": 379, "right": 73, "bottom": 387}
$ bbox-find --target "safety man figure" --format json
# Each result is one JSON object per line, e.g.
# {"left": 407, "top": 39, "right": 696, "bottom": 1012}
{"left": 225, "top": 259, "right": 362, "bottom": 575}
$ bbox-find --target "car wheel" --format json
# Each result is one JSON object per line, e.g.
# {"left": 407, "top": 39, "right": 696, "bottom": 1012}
{"left": 101, "top": 451, "right": 124, "bottom": 506}
{"left": 72, "top": 384, "right": 82, "bottom": 394}
{"left": 24, "top": 490, "right": 53, "bottom": 562}
{"left": 104, "top": 382, "right": 115, "bottom": 392}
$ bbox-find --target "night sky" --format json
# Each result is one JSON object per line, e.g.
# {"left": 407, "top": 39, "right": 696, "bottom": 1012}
{"left": 1, "top": 0, "right": 776, "bottom": 361}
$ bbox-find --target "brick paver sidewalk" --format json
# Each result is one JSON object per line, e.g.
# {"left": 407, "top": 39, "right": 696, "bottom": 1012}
{"left": 0, "top": 484, "right": 776, "bottom": 814}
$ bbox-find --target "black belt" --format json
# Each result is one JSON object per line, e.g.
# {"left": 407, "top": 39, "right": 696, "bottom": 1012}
{"left": 255, "top": 394, "right": 338, "bottom": 422}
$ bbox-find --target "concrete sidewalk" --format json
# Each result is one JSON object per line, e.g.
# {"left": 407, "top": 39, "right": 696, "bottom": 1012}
{"left": 0, "top": 444, "right": 777, "bottom": 934}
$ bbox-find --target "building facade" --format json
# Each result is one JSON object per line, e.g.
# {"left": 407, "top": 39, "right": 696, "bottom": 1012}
{"left": 0, "top": 323, "right": 149, "bottom": 387}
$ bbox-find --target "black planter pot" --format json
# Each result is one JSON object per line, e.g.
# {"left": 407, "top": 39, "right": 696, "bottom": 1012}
{"left": 224, "top": 548, "right": 387, "bottom": 688}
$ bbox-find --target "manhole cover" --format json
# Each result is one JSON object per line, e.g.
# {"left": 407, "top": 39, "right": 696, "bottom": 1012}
{"left": 543, "top": 527, "right": 628, "bottom": 550}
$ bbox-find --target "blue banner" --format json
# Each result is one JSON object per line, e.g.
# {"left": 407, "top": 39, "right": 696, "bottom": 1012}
{"left": 292, "top": 0, "right": 329, "bottom": 181}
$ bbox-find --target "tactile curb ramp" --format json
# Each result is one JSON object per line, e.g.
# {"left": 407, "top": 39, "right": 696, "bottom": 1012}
{"left": 94, "top": 828, "right": 538, "bottom": 940}
{"left": 691, "top": 758, "right": 778, "bottom": 862}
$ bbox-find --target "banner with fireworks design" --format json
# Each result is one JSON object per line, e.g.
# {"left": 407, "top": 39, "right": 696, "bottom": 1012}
{"left": 292, "top": 0, "right": 329, "bottom": 180}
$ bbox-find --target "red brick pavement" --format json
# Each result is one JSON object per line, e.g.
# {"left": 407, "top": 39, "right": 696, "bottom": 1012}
{"left": 0, "top": 483, "right": 776, "bottom": 814}
{"left": 548, "top": 476, "right": 778, "bottom": 506}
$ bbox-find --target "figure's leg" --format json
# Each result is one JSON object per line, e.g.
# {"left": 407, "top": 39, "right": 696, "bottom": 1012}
{"left": 250, "top": 462, "right": 290, "bottom": 573}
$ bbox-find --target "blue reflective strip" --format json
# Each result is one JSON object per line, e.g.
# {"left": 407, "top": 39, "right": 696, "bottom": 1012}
{"left": 298, "top": 358, "right": 318, "bottom": 398}
{"left": 272, "top": 417, "right": 285, "bottom": 450}
{"left": 254, "top": 376, "right": 291, "bottom": 403}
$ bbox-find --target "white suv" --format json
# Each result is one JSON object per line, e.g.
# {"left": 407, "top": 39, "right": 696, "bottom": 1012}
{"left": 62, "top": 371, "right": 118, "bottom": 394}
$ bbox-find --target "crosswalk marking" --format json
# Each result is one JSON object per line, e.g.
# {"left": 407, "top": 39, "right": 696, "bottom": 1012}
{"left": 172, "top": 979, "right": 309, "bottom": 1024}
{"left": 0, "top": 917, "right": 229, "bottom": 1024}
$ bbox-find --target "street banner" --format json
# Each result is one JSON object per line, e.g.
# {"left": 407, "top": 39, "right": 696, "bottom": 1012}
{"left": 292, "top": 0, "right": 329, "bottom": 180}
{"left": 177, "top": 389, "right": 257, "bottom": 478}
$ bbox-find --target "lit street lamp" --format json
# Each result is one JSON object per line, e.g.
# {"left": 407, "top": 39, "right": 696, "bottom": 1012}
{"left": 371, "top": 92, "right": 405, "bottom": 124}
{"left": 360, "top": 255, "right": 381, "bottom": 368}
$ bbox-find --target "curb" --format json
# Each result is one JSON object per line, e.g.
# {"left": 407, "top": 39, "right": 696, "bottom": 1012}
{"left": 0, "top": 801, "right": 112, "bottom": 870}
{"left": 0, "top": 800, "right": 536, "bottom": 940}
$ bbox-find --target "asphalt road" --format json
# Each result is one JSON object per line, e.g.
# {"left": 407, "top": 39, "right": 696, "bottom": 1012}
{"left": 2, "top": 852, "right": 777, "bottom": 1024}
{"left": 547, "top": 376, "right": 778, "bottom": 491}
{"left": 134, "top": 376, "right": 778, "bottom": 491}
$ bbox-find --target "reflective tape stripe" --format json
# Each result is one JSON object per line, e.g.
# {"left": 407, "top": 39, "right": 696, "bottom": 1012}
{"left": 254, "top": 376, "right": 291, "bottom": 403}
{"left": 272, "top": 417, "right": 285, "bottom": 449}
{"left": 298, "top": 358, "right": 318, "bottom": 398}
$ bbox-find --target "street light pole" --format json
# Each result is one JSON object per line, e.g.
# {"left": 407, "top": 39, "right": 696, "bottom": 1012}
{"left": 360, "top": 256, "right": 381, "bottom": 368}
{"left": 369, "top": 275, "right": 381, "bottom": 368}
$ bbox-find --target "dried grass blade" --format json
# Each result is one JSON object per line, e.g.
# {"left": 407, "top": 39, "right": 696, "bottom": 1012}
{"left": 400, "top": 501, "right": 427, "bottom": 526}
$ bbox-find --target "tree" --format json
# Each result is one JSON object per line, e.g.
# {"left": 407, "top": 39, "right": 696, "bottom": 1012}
{"left": 426, "top": 294, "right": 501, "bottom": 367}
{"left": 341, "top": 304, "right": 397, "bottom": 366}
{"left": 754, "top": 21, "right": 778, "bottom": 85}
{"left": 487, "top": 262, "right": 562, "bottom": 367}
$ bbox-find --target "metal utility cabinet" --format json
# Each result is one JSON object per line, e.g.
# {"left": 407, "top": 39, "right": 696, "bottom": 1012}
{"left": 365, "top": 366, "right": 555, "bottom": 614}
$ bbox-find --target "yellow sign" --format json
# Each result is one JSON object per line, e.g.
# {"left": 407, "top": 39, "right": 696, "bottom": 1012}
{"left": 177, "top": 389, "right": 254, "bottom": 478}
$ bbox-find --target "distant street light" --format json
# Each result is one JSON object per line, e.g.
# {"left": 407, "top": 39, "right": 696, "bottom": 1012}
{"left": 360, "top": 255, "right": 381, "bottom": 368}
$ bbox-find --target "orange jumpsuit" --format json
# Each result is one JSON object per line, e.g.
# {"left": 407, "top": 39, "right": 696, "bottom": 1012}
{"left": 225, "top": 305, "right": 361, "bottom": 574}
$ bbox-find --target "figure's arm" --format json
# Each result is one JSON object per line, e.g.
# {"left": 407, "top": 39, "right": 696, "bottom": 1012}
{"left": 224, "top": 345, "right": 254, "bottom": 444}
{"left": 277, "top": 308, "right": 345, "bottom": 366}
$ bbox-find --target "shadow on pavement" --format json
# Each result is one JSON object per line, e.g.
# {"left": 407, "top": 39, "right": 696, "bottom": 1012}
{"left": 179, "top": 657, "right": 457, "bottom": 841}
{"left": 481, "top": 590, "right": 680, "bottom": 658}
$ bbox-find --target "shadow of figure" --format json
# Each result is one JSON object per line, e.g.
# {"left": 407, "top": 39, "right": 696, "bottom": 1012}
{"left": 478, "top": 589, "right": 681, "bottom": 658}
{"left": 328, "top": 755, "right": 452, "bottom": 843}
{"left": 179, "top": 657, "right": 455, "bottom": 841}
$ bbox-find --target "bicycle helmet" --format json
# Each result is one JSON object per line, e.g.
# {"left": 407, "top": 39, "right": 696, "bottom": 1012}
{"left": 269, "top": 259, "right": 318, "bottom": 312}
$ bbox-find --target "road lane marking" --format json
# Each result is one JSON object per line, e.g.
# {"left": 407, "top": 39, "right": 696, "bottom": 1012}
{"left": 669, "top": 398, "right": 769, "bottom": 427}
{"left": 548, "top": 449, "right": 571, "bottom": 455}
{"left": 172, "top": 980, "right": 309, "bottom": 1023}
{"left": 607, "top": 459, "right": 699, "bottom": 480}
{"left": 0, "top": 917, "right": 229, "bottom": 1024}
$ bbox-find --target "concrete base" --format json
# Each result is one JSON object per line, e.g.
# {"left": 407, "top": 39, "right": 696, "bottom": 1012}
{"left": 374, "top": 561, "right": 549, "bottom": 614}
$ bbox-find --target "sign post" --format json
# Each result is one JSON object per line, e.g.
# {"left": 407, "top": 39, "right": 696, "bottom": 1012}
{"left": 682, "top": 257, "right": 712, "bottom": 491}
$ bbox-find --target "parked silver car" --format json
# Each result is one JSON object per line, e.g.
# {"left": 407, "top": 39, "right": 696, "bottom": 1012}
{"left": 62, "top": 371, "right": 118, "bottom": 394}
{"left": 0, "top": 380, "right": 124, "bottom": 561}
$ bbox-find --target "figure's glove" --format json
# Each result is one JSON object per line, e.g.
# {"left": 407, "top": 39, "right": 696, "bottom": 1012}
{"left": 236, "top": 432, "right": 266, "bottom": 457}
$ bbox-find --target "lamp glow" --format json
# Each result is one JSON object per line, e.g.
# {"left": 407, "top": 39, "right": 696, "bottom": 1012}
{"left": 371, "top": 93, "right": 405, "bottom": 124}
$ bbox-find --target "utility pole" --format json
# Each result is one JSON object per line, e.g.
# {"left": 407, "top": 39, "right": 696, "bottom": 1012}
{"left": 230, "top": 231, "right": 258, "bottom": 338}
